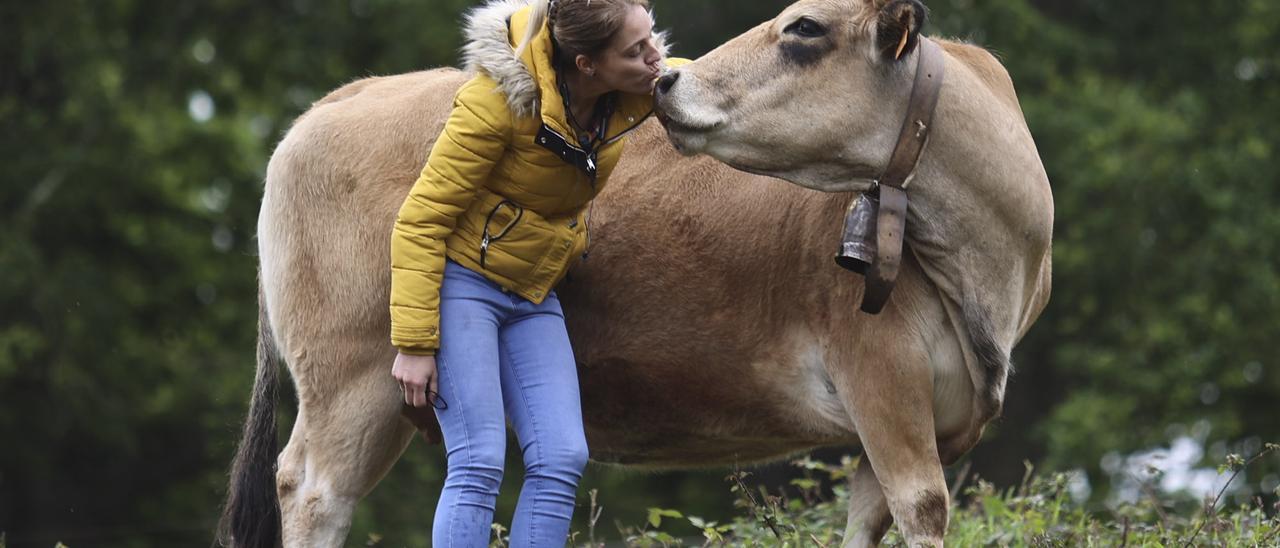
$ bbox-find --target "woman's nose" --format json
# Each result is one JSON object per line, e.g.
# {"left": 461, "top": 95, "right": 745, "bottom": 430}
{"left": 644, "top": 41, "right": 662, "bottom": 65}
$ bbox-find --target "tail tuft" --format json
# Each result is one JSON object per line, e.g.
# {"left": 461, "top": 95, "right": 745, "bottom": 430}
{"left": 216, "top": 283, "right": 283, "bottom": 547}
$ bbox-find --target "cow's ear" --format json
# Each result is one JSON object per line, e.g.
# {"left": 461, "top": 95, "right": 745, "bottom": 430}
{"left": 876, "top": 0, "right": 927, "bottom": 62}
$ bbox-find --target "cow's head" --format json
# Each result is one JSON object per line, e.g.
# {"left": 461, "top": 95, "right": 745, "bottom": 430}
{"left": 655, "top": 0, "right": 929, "bottom": 192}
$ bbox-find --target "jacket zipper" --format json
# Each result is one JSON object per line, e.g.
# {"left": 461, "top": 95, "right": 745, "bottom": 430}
{"left": 544, "top": 108, "right": 654, "bottom": 151}
{"left": 602, "top": 110, "right": 654, "bottom": 146}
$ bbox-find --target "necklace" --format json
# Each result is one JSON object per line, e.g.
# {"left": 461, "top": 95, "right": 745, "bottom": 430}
{"left": 558, "top": 74, "right": 611, "bottom": 150}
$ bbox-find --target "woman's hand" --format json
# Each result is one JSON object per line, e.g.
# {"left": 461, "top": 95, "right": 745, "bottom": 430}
{"left": 392, "top": 351, "right": 439, "bottom": 408}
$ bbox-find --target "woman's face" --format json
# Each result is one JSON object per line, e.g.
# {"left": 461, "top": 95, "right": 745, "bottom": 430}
{"left": 584, "top": 5, "right": 664, "bottom": 95}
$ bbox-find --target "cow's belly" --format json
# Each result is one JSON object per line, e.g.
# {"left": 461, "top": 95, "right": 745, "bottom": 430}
{"left": 569, "top": 339, "right": 854, "bottom": 467}
{"left": 563, "top": 303, "right": 974, "bottom": 469}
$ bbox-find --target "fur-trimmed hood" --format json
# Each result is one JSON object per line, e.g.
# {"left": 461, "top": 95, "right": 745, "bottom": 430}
{"left": 459, "top": 0, "right": 672, "bottom": 119}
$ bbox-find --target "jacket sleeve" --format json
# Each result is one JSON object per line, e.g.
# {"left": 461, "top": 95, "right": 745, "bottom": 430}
{"left": 389, "top": 75, "right": 512, "bottom": 355}
{"left": 663, "top": 57, "right": 693, "bottom": 69}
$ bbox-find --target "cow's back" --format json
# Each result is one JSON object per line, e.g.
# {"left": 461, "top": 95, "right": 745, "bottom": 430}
{"left": 259, "top": 69, "right": 467, "bottom": 370}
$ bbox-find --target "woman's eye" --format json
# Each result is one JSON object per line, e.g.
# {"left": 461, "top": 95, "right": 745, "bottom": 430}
{"left": 784, "top": 17, "right": 826, "bottom": 38}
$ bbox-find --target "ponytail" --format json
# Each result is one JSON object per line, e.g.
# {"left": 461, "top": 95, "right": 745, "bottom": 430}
{"left": 514, "top": 0, "right": 551, "bottom": 59}
{"left": 515, "top": 0, "right": 651, "bottom": 67}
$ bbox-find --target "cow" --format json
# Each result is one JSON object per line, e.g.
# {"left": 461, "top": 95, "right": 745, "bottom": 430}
{"left": 219, "top": 0, "right": 1053, "bottom": 546}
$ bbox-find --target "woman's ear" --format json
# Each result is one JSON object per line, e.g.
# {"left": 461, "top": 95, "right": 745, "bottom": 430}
{"left": 575, "top": 53, "right": 596, "bottom": 76}
{"left": 875, "top": 0, "right": 928, "bottom": 63}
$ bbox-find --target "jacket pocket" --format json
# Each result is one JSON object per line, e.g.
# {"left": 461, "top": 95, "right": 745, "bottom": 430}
{"left": 466, "top": 194, "right": 558, "bottom": 284}
{"left": 479, "top": 199, "right": 523, "bottom": 269}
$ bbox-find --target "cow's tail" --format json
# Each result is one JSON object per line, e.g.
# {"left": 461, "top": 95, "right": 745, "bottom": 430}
{"left": 216, "top": 281, "right": 282, "bottom": 547}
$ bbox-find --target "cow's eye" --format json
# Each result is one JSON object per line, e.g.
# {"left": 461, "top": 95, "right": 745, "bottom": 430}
{"left": 784, "top": 17, "right": 826, "bottom": 38}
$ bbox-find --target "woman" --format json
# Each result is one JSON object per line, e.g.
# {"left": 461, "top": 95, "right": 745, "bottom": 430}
{"left": 388, "top": 0, "right": 685, "bottom": 545}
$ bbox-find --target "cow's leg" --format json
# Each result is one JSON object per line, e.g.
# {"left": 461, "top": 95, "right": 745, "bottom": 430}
{"left": 277, "top": 358, "right": 416, "bottom": 548}
{"left": 842, "top": 459, "right": 893, "bottom": 548}
{"left": 834, "top": 342, "right": 948, "bottom": 547}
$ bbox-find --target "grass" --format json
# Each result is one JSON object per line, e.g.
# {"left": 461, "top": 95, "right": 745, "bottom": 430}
{"left": 544, "top": 443, "right": 1280, "bottom": 547}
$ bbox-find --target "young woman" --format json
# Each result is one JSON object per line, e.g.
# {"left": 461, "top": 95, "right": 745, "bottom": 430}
{"left": 388, "top": 0, "right": 684, "bottom": 545}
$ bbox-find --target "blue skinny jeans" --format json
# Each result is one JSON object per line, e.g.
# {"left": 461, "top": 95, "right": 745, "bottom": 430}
{"left": 430, "top": 259, "right": 589, "bottom": 547}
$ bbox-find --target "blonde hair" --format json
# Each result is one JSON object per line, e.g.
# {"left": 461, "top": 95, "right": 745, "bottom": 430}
{"left": 514, "top": 0, "right": 652, "bottom": 68}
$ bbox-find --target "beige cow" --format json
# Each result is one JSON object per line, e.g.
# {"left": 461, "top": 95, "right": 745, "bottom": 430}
{"left": 219, "top": 0, "right": 1052, "bottom": 546}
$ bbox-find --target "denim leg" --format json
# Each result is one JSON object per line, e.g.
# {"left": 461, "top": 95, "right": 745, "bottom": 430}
{"left": 431, "top": 262, "right": 511, "bottom": 548}
{"left": 498, "top": 291, "right": 590, "bottom": 547}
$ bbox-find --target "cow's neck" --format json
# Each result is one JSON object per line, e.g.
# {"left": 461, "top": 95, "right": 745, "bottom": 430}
{"left": 899, "top": 58, "right": 1053, "bottom": 353}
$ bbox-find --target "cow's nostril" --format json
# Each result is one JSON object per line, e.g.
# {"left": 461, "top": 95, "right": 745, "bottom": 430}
{"left": 656, "top": 71, "right": 680, "bottom": 95}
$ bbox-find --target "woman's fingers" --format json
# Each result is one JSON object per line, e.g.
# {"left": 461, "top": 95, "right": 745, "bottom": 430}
{"left": 395, "top": 374, "right": 423, "bottom": 407}
{"left": 401, "top": 379, "right": 419, "bottom": 407}
{"left": 391, "top": 352, "right": 436, "bottom": 408}
{"left": 400, "top": 378, "right": 415, "bottom": 407}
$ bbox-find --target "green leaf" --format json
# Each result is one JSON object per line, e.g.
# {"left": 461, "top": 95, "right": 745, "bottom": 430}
{"left": 790, "top": 478, "right": 818, "bottom": 490}
{"left": 646, "top": 507, "right": 682, "bottom": 528}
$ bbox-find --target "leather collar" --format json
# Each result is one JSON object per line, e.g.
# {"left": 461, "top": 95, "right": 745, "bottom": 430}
{"left": 859, "top": 37, "right": 946, "bottom": 314}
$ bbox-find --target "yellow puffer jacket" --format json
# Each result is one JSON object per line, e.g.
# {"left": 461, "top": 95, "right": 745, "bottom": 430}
{"left": 390, "top": 5, "right": 688, "bottom": 354}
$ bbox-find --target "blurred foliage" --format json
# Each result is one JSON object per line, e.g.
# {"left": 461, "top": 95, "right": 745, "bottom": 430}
{"left": 1, "top": 0, "right": 1277, "bottom": 545}
{"left": 611, "top": 451, "right": 1280, "bottom": 546}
